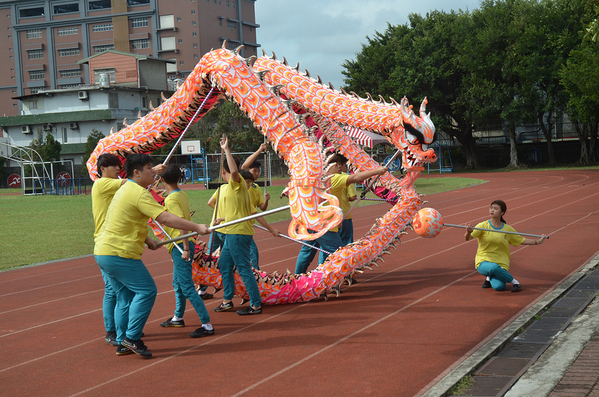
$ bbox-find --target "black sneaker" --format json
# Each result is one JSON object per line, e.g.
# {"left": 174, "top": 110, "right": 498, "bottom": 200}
{"left": 105, "top": 332, "right": 118, "bottom": 346}
{"left": 160, "top": 318, "right": 185, "bottom": 327}
{"left": 200, "top": 293, "right": 213, "bottom": 300}
{"left": 214, "top": 301, "right": 234, "bottom": 312}
{"left": 116, "top": 344, "right": 133, "bottom": 356}
{"left": 511, "top": 284, "right": 522, "bottom": 292}
{"left": 189, "top": 326, "right": 215, "bottom": 338}
{"left": 237, "top": 306, "right": 262, "bottom": 315}
{"left": 482, "top": 280, "right": 492, "bottom": 289}
{"left": 121, "top": 337, "right": 152, "bottom": 358}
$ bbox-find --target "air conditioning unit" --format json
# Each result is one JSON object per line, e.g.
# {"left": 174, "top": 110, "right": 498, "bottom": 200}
{"left": 21, "top": 125, "right": 31, "bottom": 134}
{"left": 69, "top": 122, "right": 79, "bottom": 130}
{"left": 78, "top": 91, "right": 88, "bottom": 100}
{"left": 42, "top": 124, "right": 52, "bottom": 132}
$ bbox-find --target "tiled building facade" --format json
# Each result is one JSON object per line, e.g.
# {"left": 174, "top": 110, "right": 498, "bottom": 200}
{"left": 0, "top": 0, "right": 259, "bottom": 117}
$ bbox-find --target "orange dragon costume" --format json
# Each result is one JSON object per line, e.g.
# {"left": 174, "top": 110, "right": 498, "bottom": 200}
{"left": 87, "top": 45, "right": 438, "bottom": 305}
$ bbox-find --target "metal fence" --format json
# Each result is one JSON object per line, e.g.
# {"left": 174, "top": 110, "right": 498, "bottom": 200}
{"left": 27, "top": 178, "right": 92, "bottom": 195}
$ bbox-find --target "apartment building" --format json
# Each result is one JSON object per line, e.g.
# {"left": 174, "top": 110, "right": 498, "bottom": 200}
{"left": 0, "top": 0, "right": 259, "bottom": 117}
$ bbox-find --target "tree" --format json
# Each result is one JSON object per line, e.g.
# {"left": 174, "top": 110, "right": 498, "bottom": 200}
{"left": 31, "top": 133, "right": 61, "bottom": 162}
{"left": 343, "top": 12, "right": 482, "bottom": 168}
{"left": 81, "top": 129, "right": 105, "bottom": 176}
{"left": 560, "top": 40, "right": 599, "bottom": 164}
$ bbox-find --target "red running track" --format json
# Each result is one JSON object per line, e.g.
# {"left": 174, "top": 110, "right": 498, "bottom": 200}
{"left": 1, "top": 170, "right": 598, "bottom": 397}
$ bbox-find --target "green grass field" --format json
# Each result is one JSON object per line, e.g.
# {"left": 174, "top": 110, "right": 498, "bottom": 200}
{"left": 0, "top": 176, "right": 485, "bottom": 270}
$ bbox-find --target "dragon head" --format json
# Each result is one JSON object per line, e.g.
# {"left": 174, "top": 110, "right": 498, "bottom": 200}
{"left": 389, "top": 97, "right": 437, "bottom": 182}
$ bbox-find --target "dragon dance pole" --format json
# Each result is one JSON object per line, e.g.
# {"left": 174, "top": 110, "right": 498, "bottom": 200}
{"left": 253, "top": 224, "right": 332, "bottom": 255}
{"left": 344, "top": 149, "right": 402, "bottom": 219}
{"left": 156, "top": 204, "right": 291, "bottom": 247}
{"left": 151, "top": 219, "right": 185, "bottom": 254}
{"left": 445, "top": 223, "right": 549, "bottom": 239}
{"left": 162, "top": 86, "right": 216, "bottom": 165}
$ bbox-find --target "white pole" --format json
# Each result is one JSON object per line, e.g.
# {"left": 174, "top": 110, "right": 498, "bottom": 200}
{"left": 444, "top": 223, "right": 549, "bottom": 239}
{"left": 156, "top": 204, "right": 291, "bottom": 247}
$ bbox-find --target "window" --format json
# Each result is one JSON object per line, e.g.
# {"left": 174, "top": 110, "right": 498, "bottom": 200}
{"left": 89, "top": 0, "right": 111, "bottom": 10}
{"left": 227, "top": 0, "right": 229, "bottom": 6}
{"left": 232, "top": 1, "right": 235, "bottom": 9}
{"left": 192, "top": 21, "right": 196, "bottom": 26}
{"left": 93, "top": 68, "right": 115, "bottom": 83}
{"left": 227, "top": 21, "right": 236, "bottom": 29}
{"left": 160, "top": 15, "right": 174, "bottom": 29}
{"left": 54, "top": 4, "right": 79, "bottom": 14}
{"left": 61, "top": 84, "right": 80, "bottom": 89}
{"left": 131, "top": 38, "right": 150, "bottom": 49}
{"left": 94, "top": 44, "right": 114, "bottom": 53}
{"left": 29, "top": 70, "right": 45, "bottom": 80}
{"left": 178, "top": 38, "right": 183, "bottom": 43}
{"left": 192, "top": 31, "right": 197, "bottom": 36}
{"left": 108, "top": 92, "right": 119, "bottom": 108}
{"left": 59, "top": 69, "right": 81, "bottom": 78}
{"left": 192, "top": 43, "right": 197, "bottom": 48}
{"left": 9, "top": 47, "right": 12, "bottom": 51}
{"left": 194, "top": 54, "right": 198, "bottom": 59}
{"left": 57, "top": 27, "right": 79, "bottom": 36}
{"left": 62, "top": 127, "right": 68, "bottom": 143}
{"left": 161, "top": 36, "right": 176, "bottom": 51}
{"left": 191, "top": 10, "right": 196, "bottom": 14}
{"left": 28, "top": 49, "right": 43, "bottom": 59}
{"left": 127, "top": 0, "right": 150, "bottom": 4}
{"left": 92, "top": 23, "right": 113, "bottom": 32}
{"left": 219, "top": 19, "right": 222, "bottom": 26}
{"left": 30, "top": 88, "right": 39, "bottom": 94}
{"left": 131, "top": 17, "right": 148, "bottom": 28}
{"left": 58, "top": 48, "right": 80, "bottom": 56}
{"left": 20, "top": 7, "right": 45, "bottom": 18}
{"left": 27, "top": 29, "right": 42, "bottom": 39}
{"left": 28, "top": 100, "right": 38, "bottom": 109}
{"left": 166, "top": 59, "right": 177, "bottom": 73}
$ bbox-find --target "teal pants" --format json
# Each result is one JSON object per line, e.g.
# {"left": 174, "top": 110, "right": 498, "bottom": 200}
{"left": 95, "top": 255, "right": 157, "bottom": 342}
{"left": 171, "top": 242, "right": 210, "bottom": 324}
{"left": 295, "top": 230, "right": 343, "bottom": 274}
{"left": 249, "top": 237, "right": 260, "bottom": 270}
{"left": 477, "top": 261, "right": 514, "bottom": 291}
{"left": 99, "top": 268, "right": 116, "bottom": 333}
{"left": 219, "top": 234, "right": 262, "bottom": 308}
{"left": 339, "top": 219, "right": 354, "bottom": 245}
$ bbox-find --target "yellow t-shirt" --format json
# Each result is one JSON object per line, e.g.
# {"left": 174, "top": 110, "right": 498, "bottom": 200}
{"left": 471, "top": 220, "right": 525, "bottom": 271}
{"left": 220, "top": 175, "right": 254, "bottom": 235}
{"left": 94, "top": 180, "right": 166, "bottom": 259}
{"left": 328, "top": 173, "right": 350, "bottom": 232}
{"left": 91, "top": 177, "right": 122, "bottom": 240}
{"left": 163, "top": 190, "right": 194, "bottom": 254}
{"left": 210, "top": 185, "right": 228, "bottom": 233}
{"left": 248, "top": 183, "right": 265, "bottom": 209}
{"left": 345, "top": 175, "right": 358, "bottom": 221}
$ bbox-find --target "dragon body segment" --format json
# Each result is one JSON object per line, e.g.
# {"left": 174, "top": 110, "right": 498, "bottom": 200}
{"left": 88, "top": 46, "right": 438, "bottom": 305}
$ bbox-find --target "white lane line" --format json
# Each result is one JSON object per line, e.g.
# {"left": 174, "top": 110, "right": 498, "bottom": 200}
{"left": 231, "top": 271, "right": 477, "bottom": 397}
{"left": 0, "top": 275, "right": 173, "bottom": 337}
{"left": 0, "top": 259, "right": 172, "bottom": 297}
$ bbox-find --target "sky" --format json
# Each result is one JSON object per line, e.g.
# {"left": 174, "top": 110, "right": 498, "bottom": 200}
{"left": 254, "top": 0, "right": 482, "bottom": 89}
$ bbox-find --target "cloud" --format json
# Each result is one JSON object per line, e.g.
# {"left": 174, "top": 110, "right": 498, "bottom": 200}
{"left": 255, "top": 0, "right": 481, "bottom": 88}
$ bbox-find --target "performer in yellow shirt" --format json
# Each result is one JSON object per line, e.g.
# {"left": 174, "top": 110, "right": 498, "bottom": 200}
{"left": 159, "top": 164, "right": 215, "bottom": 338}
{"left": 213, "top": 135, "right": 276, "bottom": 315}
{"left": 465, "top": 200, "right": 546, "bottom": 292}
{"left": 91, "top": 153, "right": 164, "bottom": 348}
{"left": 95, "top": 154, "right": 210, "bottom": 358}
{"left": 240, "top": 169, "right": 279, "bottom": 270}
{"left": 295, "top": 153, "right": 387, "bottom": 274}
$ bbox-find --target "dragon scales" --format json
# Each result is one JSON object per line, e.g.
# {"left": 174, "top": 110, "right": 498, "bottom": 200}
{"left": 86, "top": 46, "right": 438, "bottom": 304}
